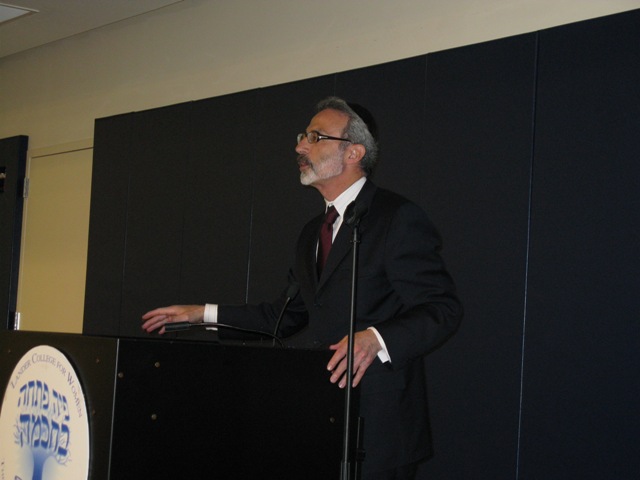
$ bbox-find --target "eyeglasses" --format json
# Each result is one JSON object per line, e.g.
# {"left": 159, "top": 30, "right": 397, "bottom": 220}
{"left": 297, "top": 130, "right": 352, "bottom": 145}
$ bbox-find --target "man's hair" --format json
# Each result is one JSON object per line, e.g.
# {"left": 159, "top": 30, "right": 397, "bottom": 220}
{"left": 316, "top": 97, "right": 379, "bottom": 176}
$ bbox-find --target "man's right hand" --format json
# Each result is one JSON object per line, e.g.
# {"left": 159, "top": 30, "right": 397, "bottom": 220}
{"left": 141, "top": 305, "right": 205, "bottom": 334}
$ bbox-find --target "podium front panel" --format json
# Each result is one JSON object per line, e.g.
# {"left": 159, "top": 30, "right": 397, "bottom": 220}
{"left": 110, "top": 338, "right": 346, "bottom": 479}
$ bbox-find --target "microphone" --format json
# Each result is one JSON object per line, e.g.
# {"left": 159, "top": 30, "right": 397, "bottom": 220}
{"left": 164, "top": 282, "right": 299, "bottom": 348}
{"left": 165, "top": 320, "right": 287, "bottom": 347}
{"left": 163, "top": 321, "right": 192, "bottom": 332}
{"left": 344, "top": 201, "right": 368, "bottom": 227}
{"left": 272, "top": 282, "right": 300, "bottom": 345}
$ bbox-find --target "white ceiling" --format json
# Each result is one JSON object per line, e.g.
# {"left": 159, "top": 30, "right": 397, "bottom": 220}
{"left": 0, "top": 0, "right": 183, "bottom": 58}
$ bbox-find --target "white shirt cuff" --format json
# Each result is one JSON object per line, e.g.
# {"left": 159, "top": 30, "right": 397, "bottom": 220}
{"left": 368, "top": 327, "right": 391, "bottom": 363}
{"left": 204, "top": 304, "right": 218, "bottom": 329}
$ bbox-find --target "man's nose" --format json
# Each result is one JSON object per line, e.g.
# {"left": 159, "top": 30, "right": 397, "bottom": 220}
{"left": 295, "top": 139, "right": 309, "bottom": 154}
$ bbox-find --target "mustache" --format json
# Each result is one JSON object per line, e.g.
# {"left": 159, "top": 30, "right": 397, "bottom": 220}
{"left": 297, "top": 155, "right": 311, "bottom": 167}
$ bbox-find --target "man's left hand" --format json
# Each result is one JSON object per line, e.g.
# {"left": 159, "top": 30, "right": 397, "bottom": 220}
{"left": 328, "top": 330, "right": 382, "bottom": 388}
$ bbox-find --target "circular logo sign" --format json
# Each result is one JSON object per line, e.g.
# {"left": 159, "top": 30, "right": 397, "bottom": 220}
{"left": 0, "top": 345, "right": 90, "bottom": 480}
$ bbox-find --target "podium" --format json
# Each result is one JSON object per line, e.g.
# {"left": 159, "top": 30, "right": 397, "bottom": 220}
{"left": 0, "top": 331, "right": 349, "bottom": 479}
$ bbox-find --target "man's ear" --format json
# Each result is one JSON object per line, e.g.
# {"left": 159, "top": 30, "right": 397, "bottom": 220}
{"left": 345, "top": 144, "right": 366, "bottom": 164}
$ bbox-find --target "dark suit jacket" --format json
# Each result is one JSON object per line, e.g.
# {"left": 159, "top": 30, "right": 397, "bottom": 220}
{"left": 219, "top": 180, "right": 462, "bottom": 473}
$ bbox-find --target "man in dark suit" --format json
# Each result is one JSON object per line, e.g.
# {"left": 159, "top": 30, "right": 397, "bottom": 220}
{"left": 142, "top": 97, "right": 462, "bottom": 479}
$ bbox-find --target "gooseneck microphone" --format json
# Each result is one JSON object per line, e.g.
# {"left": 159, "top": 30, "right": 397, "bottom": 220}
{"left": 272, "top": 282, "right": 300, "bottom": 345}
{"left": 164, "top": 283, "right": 300, "bottom": 348}
{"left": 164, "top": 320, "right": 286, "bottom": 347}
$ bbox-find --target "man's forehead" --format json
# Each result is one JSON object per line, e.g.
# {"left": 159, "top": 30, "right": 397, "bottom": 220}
{"left": 308, "top": 108, "right": 349, "bottom": 132}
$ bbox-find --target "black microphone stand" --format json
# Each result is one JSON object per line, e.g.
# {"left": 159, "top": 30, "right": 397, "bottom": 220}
{"left": 340, "top": 203, "right": 366, "bottom": 480}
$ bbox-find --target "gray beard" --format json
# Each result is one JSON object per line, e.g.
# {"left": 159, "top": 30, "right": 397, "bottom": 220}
{"left": 300, "top": 169, "right": 318, "bottom": 186}
{"left": 299, "top": 155, "right": 344, "bottom": 186}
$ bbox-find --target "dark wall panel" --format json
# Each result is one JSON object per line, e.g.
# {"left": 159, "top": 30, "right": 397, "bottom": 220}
{"left": 521, "top": 10, "right": 640, "bottom": 479}
{"left": 181, "top": 91, "right": 258, "bottom": 305}
{"left": 419, "top": 35, "right": 537, "bottom": 479}
{"left": 85, "top": 114, "right": 135, "bottom": 335}
{"left": 118, "top": 104, "right": 192, "bottom": 338}
{"left": 173, "top": 91, "right": 259, "bottom": 342}
{"left": 0, "top": 135, "right": 28, "bottom": 330}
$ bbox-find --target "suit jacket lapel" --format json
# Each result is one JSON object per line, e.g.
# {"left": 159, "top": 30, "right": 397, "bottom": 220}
{"left": 302, "top": 214, "right": 323, "bottom": 290}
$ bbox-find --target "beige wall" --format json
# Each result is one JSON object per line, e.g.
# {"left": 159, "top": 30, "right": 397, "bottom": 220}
{"left": 2, "top": 0, "right": 639, "bottom": 148}
{"left": 1, "top": 0, "right": 638, "bottom": 331}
